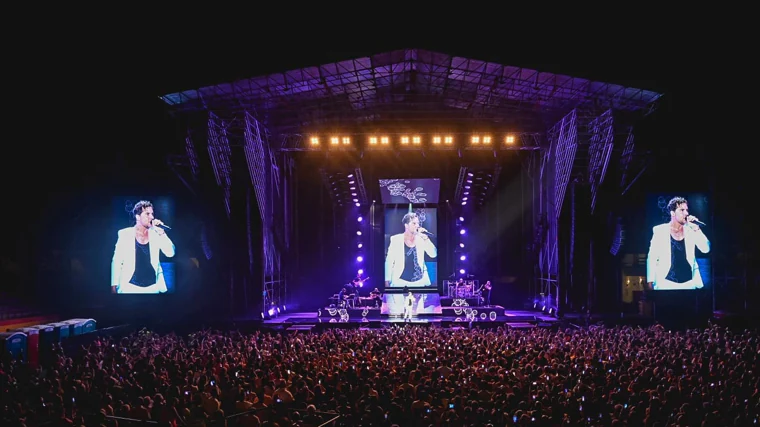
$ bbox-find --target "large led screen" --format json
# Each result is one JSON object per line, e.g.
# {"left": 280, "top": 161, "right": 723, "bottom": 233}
{"left": 645, "top": 193, "right": 711, "bottom": 291}
{"left": 384, "top": 207, "right": 438, "bottom": 288}
{"left": 111, "top": 197, "right": 176, "bottom": 294}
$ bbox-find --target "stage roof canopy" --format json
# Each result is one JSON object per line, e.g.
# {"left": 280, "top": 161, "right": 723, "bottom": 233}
{"left": 160, "top": 49, "right": 663, "bottom": 134}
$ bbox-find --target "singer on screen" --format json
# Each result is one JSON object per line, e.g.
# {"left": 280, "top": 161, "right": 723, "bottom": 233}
{"left": 646, "top": 197, "right": 710, "bottom": 290}
{"left": 111, "top": 200, "right": 175, "bottom": 294}
{"left": 385, "top": 212, "right": 437, "bottom": 287}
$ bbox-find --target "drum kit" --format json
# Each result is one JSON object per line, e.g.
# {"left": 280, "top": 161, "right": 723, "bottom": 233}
{"left": 446, "top": 279, "right": 482, "bottom": 299}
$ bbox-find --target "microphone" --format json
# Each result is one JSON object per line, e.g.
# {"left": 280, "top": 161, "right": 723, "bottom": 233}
{"left": 418, "top": 229, "right": 434, "bottom": 237}
{"left": 690, "top": 219, "right": 706, "bottom": 227}
{"left": 152, "top": 221, "right": 172, "bottom": 230}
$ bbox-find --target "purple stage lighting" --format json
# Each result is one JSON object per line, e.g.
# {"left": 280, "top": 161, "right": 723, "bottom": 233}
{"left": 460, "top": 229, "right": 466, "bottom": 235}
{"left": 357, "top": 243, "right": 363, "bottom": 248}
{"left": 459, "top": 269, "right": 465, "bottom": 274}
{"left": 358, "top": 269, "right": 363, "bottom": 275}
{"left": 460, "top": 255, "right": 466, "bottom": 261}
{"left": 459, "top": 243, "right": 464, "bottom": 248}
{"left": 355, "top": 202, "right": 360, "bottom": 207}
{"left": 357, "top": 216, "right": 363, "bottom": 222}
{"left": 357, "top": 231, "right": 362, "bottom": 236}
{"left": 459, "top": 216, "right": 464, "bottom": 222}
{"left": 357, "top": 256, "right": 363, "bottom": 262}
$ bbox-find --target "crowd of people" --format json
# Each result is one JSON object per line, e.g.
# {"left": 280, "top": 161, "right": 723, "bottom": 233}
{"left": 1, "top": 323, "right": 759, "bottom": 426}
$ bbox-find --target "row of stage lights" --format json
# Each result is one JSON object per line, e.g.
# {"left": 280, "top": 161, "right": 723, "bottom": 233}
{"left": 355, "top": 209, "right": 365, "bottom": 281}
{"left": 310, "top": 134, "right": 517, "bottom": 147}
{"left": 457, "top": 217, "right": 467, "bottom": 277}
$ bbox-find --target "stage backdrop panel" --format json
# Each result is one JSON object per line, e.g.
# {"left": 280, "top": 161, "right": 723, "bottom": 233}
{"left": 381, "top": 293, "right": 442, "bottom": 315}
{"left": 379, "top": 179, "right": 440, "bottom": 204}
{"left": 384, "top": 207, "right": 438, "bottom": 288}
{"left": 645, "top": 193, "right": 711, "bottom": 291}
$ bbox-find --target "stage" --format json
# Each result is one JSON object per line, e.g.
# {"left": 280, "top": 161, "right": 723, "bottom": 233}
{"left": 261, "top": 309, "right": 560, "bottom": 331}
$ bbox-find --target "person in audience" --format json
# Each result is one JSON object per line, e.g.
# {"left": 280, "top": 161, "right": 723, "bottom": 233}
{"left": 2, "top": 323, "right": 759, "bottom": 426}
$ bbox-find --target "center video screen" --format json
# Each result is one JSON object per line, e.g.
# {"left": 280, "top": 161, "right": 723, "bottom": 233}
{"left": 645, "top": 193, "right": 711, "bottom": 291}
{"left": 111, "top": 197, "right": 177, "bottom": 294}
{"left": 384, "top": 207, "right": 438, "bottom": 288}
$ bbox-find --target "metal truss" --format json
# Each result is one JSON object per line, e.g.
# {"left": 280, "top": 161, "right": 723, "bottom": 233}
{"left": 278, "top": 132, "right": 542, "bottom": 152}
{"left": 453, "top": 166, "right": 469, "bottom": 202}
{"left": 453, "top": 166, "right": 501, "bottom": 206}
{"left": 536, "top": 109, "right": 581, "bottom": 313}
{"left": 160, "top": 49, "right": 663, "bottom": 135}
{"left": 548, "top": 110, "right": 579, "bottom": 216}
{"left": 185, "top": 130, "right": 200, "bottom": 179}
{"left": 320, "top": 168, "right": 369, "bottom": 208}
{"left": 353, "top": 168, "right": 369, "bottom": 206}
{"left": 207, "top": 113, "right": 233, "bottom": 217}
{"left": 243, "top": 112, "right": 286, "bottom": 316}
{"left": 587, "top": 110, "right": 615, "bottom": 213}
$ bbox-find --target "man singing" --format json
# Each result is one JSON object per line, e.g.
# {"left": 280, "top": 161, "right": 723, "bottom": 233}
{"left": 646, "top": 197, "right": 710, "bottom": 290}
{"left": 403, "top": 291, "right": 416, "bottom": 320}
{"left": 111, "top": 200, "right": 175, "bottom": 294}
{"left": 385, "top": 212, "right": 437, "bottom": 287}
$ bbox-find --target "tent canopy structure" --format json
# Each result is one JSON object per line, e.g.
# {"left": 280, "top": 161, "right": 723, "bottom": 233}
{"left": 160, "top": 49, "right": 662, "bottom": 137}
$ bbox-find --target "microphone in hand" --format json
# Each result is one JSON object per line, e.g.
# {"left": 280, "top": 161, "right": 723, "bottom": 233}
{"left": 686, "top": 215, "right": 705, "bottom": 229}
{"left": 417, "top": 228, "right": 434, "bottom": 237}
{"left": 151, "top": 219, "right": 171, "bottom": 230}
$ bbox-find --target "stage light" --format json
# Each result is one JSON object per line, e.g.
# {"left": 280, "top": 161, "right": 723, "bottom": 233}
{"left": 357, "top": 216, "right": 363, "bottom": 222}
{"left": 358, "top": 269, "right": 364, "bottom": 275}
{"left": 505, "top": 134, "right": 515, "bottom": 144}
{"left": 369, "top": 136, "right": 378, "bottom": 145}
{"left": 342, "top": 137, "right": 350, "bottom": 145}
{"left": 444, "top": 136, "right": 453, "bottom": 144}
{"left": 310, "top": 137, "right": 319, "bottom": 145}
{"left": 459, "top": 243, "right": 464, "bottom": 248}
{"left": 461, "top": 201, "right": 467, "bottom": 206}
{"left": 460, "top": 229, "right": 466, "bottom": 235}
{"left": 357, "top": 231, "right": 362, "bottom": 236}
{"left": 380, "top": 136, "right": 389, "bottom": 145}
{"left": 460, "top": 255, "right": 466, "bottom": 261}
{"left": 330, "top": 137, "right": 339, "bottom": 145}
{"left": 432, "top": 136, "right": 441, "bottom": 144}
{"left": 459, "top": 216, "right": 464, "bottom": 222}
{"left": 412, "top": 135, "right": 421, "bottom": 144}
{"left": 459, "top": 269, "right": 465, "bottom": 274}
{"left": 357, "top": 256, "right": 363, "bottom": 262}
{"left": 482, "top": 136, "right": 492, "bottom": 144}
{"left": 347, "top": 173, "right": 353, "bottom": 178}
{"left": 355, "top": 202, "right": 360, "bottom": 207}
{"left": 400, "top": 136, "right": 409, "bottom": 144}
{"left": 471, "top": 136, "right": 480, "bottom": 144}
{"left": 357, "top": 243, "right": 362, "bottom": 248}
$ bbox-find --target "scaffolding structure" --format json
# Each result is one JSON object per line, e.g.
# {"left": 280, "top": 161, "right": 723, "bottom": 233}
{"left": 160, "top": 49, "right": 662, "bottom": 318}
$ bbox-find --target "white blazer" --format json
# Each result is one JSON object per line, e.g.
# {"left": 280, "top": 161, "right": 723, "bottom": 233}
{"left": 385, "top": 233, "right": 437, "bottom": 286}
{"left": 646, "top": 223, "right": 710, "bottom": 289}
{"left": 111, "top": 227, "right": 176, "bottom": 292}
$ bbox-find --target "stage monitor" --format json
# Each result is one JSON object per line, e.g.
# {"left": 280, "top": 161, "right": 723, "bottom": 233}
{"left": 645, "top": 193, "right": 711, "bottom": 291}
{"left": 111, "top": 197, "right": 177, "bottom": 294}
{"left": 379, "top": 178, "right": 440, "bottom": 204}
{"left": 384, "top": 207, "right": 438, "bottom": 289}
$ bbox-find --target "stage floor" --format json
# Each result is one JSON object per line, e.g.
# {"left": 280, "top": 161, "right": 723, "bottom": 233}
{"left": 263, "top": 309, "right": 560, "bottom": 329}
